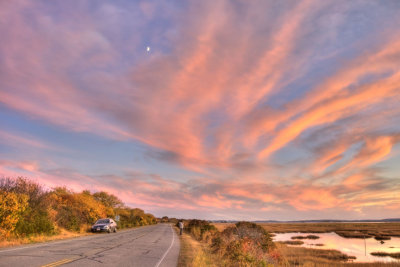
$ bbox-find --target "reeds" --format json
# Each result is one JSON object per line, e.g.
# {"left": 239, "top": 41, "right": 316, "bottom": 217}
{"left": 257, "top": 222, "right": 400, "bottom": 239}
{"left": 210, "top": 222, "right": 400, "bottom": 266}
{"left": 291, "top": 234, "right": 320, "bottom": 240}
{"left": 370, "top": 252, "right": 400, "bottom": 259}
{"left": 279, "top": 240, "right": 304, "bottom": 245}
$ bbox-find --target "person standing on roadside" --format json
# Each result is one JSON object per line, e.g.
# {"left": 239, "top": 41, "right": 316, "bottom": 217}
{"left": 178, "top": 221, "right": 184, "bottom": 235}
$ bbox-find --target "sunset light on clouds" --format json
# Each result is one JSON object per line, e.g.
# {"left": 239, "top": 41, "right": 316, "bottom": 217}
{"left": 1, "top": 0, "right": 400, "bottom": 220}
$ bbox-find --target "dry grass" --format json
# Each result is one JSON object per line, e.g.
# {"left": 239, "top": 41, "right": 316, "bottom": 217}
{"left": 264, "top": 223, "right": 400, "bottom": 266}
{"left": 291, "top": 235, "right": 320, "bottom": 240}
{"left": 176, "top": 228, "right": 218, "bottom": 267}
{"left": 279, "top": 240, "right": 305, "bottom": 245}
{"left": 212, "top": 223, "right": 234, "bottom": 232}
{"left": 0, "top": 228, "right": 90, "bottom": 248}
{"left": 370, "top": 252, "right": 400, "bottom": 259}
{"left": 257, "top": 222, "right": 400, "bottom": 239}
{"left": 177, "top": 232, "right": 400, "bottom": 267}
{"left": 276, "top": 243, "right": 400, "bottom": 267}
{"left": 276, "top": 242, "right": 355, "bottom": 264}
{"left": 212, "top": 223, "right": 400, "bottom": 266}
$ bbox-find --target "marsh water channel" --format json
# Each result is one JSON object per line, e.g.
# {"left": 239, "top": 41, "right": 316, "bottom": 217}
{"left": 273, "top": 232, "right": 400, "bottom": 263}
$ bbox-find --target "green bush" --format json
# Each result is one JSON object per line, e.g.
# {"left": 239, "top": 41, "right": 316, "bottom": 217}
{"left": 14, "top": 207, "right": 55, "bottom": 236}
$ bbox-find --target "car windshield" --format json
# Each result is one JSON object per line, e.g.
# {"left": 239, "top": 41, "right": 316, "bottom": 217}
{"left": 96, "top": 219, "right": 110, "bottom": 224}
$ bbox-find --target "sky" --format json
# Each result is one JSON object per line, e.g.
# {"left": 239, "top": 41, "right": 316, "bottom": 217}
{"left": 1, "top": 0, "right": 400, "bottom": 221}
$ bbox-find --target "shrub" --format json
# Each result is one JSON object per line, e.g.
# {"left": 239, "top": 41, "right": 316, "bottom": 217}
{"left": 0, "top": 190, "right": 28, "bottom": 238}
{"left": 183, "top": 219, "right": 218, "bottom": 242}
{"left": 47, "top": 187, "right": 109, "bottom": 232}
{"left": 1, "top": 177, "right": 55, "bottom": 237}
{"left": 114, "top": 208, "right": 157, "bottom": 229}
{"left": 0, "top": 177, "right": 157, "bottom": 237}
{"left": 212, "top": 221, "right": 278, "bottom": 266}
{"left": 14, "top": 207, "right": 55, "bottom": 236}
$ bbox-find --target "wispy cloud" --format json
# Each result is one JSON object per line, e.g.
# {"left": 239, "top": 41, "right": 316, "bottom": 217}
{"left": 0, "top": 130, "right": 51, "bottom": 149}
{"left": 1, "top": 0, "right": 400, "bottom": 219}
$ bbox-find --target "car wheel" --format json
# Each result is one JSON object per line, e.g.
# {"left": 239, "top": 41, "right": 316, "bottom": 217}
{"left": 114, "top": 227, "right": 117, "bottom": 233}
{"left": 107, "top": 228, "right": 111, "bottom": 233}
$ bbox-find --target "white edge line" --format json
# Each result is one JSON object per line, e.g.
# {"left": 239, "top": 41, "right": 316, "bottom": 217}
{"left": 155, "top": 225, "right": 175, "bottom": 267}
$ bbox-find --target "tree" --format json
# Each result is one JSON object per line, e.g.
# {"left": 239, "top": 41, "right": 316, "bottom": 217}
{"left": 93, "top": 191, "right": 123, "bottom": 209}
{"left": 0, "top": 177, "right": 54, "bottom": 236}
{"left": 47, "top": 187, "right": 109, "bottom": 232}
{"left": 0, "top": 191, "right": 28, "bottom": 238}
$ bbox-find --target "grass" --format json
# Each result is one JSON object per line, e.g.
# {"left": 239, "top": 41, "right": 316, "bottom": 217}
{"left": 279, "top": 240, "right": 304, "bottom": 245}
{"left": 276, "top": 242, "right": 356, "bottom": 265}
{"left": 177, "top": 236, "right": 400, "bottom": 267}
{"left": 0, "top": 228, "right": 90, "bottom": 248}
{"left": 212, "top": 223, "right": 400, "bottom": 266}
{"left": 276, "top": 243, "right": 400, "bottom": 267}
{"left": 370, "top": 252, "right": 400, "bottom": 259}
{"left": 375, "top": 236, "right": 392, "bottom": 241}
{"left": 176, "top": 228, "right": 218, "bottom": 267}
{"left": 178, "top": 235, "right": 400, "bottom": 267}
{"left": 213, "top": 223, "right": 234, "bottom": 232}
{"left": 291, "top": 235, "right": 320, "bottom": 240}
{"left": 178, "top": 221, "right": 281, "bottom": 266}
{"left": 214, "top": 222, "right": 400, "bottom": 239}
{"left": 258, "top": 222, "right": 400, "bottom": 239}
{"left": 334, "top": 231, "right": 373, "bottom": 238}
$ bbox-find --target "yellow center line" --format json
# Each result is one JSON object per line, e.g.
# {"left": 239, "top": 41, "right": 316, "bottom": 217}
{"left": 41, "top": 258, "right": 75, "bottom": 267}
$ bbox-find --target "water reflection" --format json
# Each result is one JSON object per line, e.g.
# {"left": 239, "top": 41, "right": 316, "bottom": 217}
{"left": 273, "top": 232, "right": 400, "bottom": 263}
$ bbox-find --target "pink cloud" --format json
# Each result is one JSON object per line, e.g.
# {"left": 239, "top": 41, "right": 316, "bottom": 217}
{"left": 1, "top": 1, "right": 400, "bottom": 219}
{"left": 0, "top": 130, "right": 51, "bottom": 149}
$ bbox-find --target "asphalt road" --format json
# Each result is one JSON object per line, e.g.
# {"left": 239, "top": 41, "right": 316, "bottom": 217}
{"left": 0, "top": 223, "right": 179, "bottom": 267}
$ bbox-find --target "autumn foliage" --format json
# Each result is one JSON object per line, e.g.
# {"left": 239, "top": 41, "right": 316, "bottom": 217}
{"left": 181, "top": 220, "right": 280, "bottom": 266}
{"left": 212, "top": 221, "right": 278, "bottom": 266}
{"left": 0, "top": 191, "right": 28, "bottom": 237}
{"left": 0, "top": 177, "right": 156, "bottom": 239}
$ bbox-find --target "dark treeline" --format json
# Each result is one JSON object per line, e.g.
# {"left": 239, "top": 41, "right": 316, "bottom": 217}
{"left": 0, "top": 177, "right": 156, "bottom": 239}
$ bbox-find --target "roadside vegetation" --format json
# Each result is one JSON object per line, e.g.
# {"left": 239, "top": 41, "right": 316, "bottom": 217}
{"left": 177, "top": 221, "right": 400, "bottom": 267}
{"left": 0, "top": 177, "right": 156, "bottom": 246}
{"left": 177, "top": 226, "right": 218, "bottom": 267}
{"left": 177, "top": 219, "right": 282, "bottom": 266}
